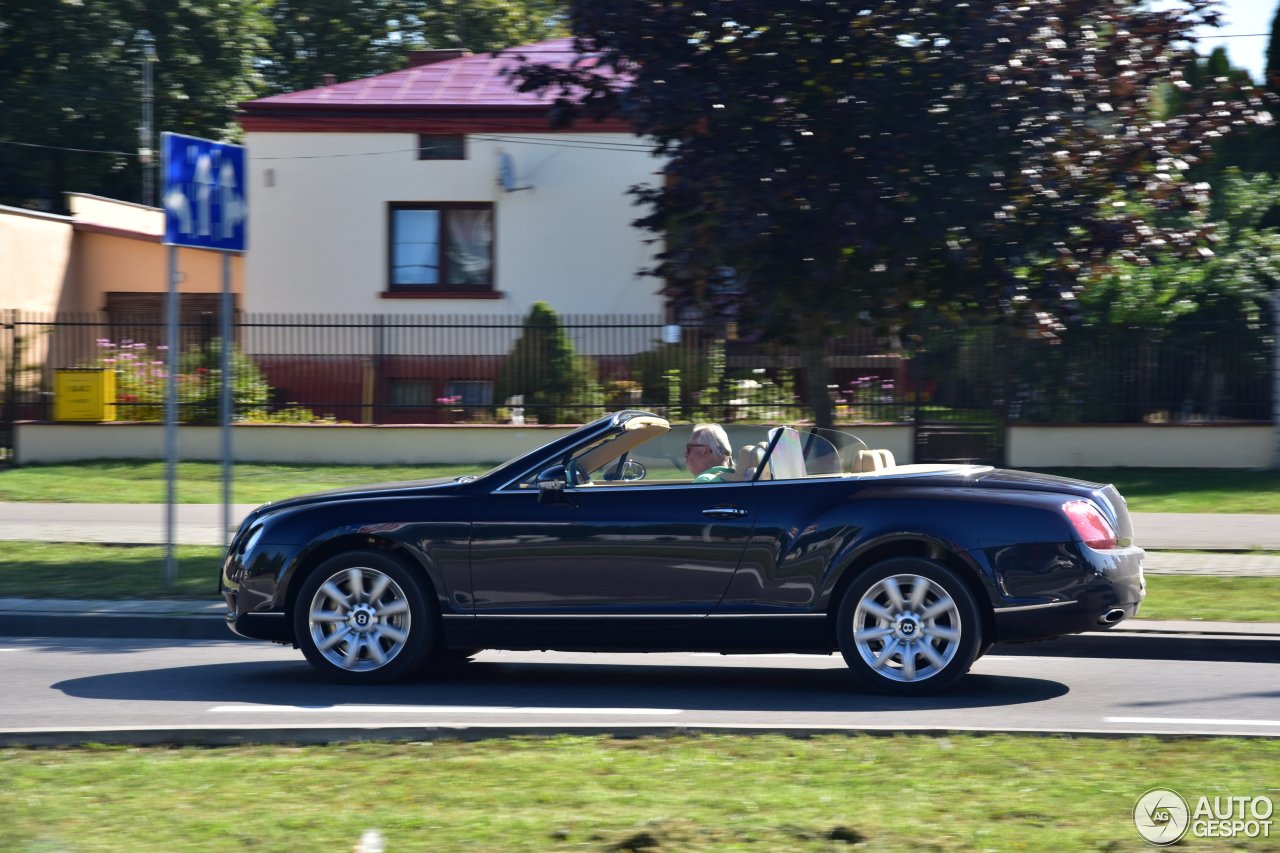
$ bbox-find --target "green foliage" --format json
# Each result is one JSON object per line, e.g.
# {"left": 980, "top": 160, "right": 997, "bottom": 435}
{"left": 88, "top": 337, "right": 323, "bottom": 424}
{"left": 0, "top": 0, "right": 269, "bottom": 210}
{"left": 177, "top": 338, "right": 272, "bottom": 424}
{"left": 1270, "top": 3, "right": 1280, "bottom": 92}
{"left": 259, "top": 0, "right": 565, "bottom": 93}
{"left": 515, "top": 1, "right": 1273, "bottom": 427}
{"left": 0, "top": 1, "right": 566, "bottom": 208}
{"left": 410, "top": 0, "right": 567, "bottom": 56}
{"left": 722, "top": 369, "right": 805, "bottom": 423}
{"left": 631, "top": 342, "right": 712, "bottom": 408}
{"left": 495, "top": 302, "right": 602, "bottom": 424}
{"left": 1082, "top": 169, "right": 1280, "bottom": 328}
{"left": 92, "top": 338, "right": 167, "bottom": 420}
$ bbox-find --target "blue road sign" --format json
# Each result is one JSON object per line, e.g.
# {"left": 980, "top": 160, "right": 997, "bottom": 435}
{"left": 162, "top": 132, "right": 247, "bottom": 252}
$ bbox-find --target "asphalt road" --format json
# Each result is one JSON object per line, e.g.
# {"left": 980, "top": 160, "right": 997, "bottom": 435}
{"left": 2, "top": 639, "right": 1277, "bottom": 744}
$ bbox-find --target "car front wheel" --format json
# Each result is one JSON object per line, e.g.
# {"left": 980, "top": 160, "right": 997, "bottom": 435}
{"left": 836, "top": 557, "right": 982, "bottom": 695}
{"left": 293, "top": 550, "right": 435, "bottom": 684}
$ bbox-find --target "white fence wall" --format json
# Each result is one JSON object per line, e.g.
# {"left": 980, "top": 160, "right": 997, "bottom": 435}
{"left": 14, "top": 422, "right": 1272, "bottom": 468}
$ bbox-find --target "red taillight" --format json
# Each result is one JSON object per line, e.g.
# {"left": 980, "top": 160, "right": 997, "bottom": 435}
{"left": 1063, "top": 500, "right": 1117, "bottom": 550}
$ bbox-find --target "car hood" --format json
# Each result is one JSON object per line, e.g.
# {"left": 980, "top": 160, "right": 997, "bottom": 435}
{"left": 246, "top": 476, "right": 463, "bottom": 520}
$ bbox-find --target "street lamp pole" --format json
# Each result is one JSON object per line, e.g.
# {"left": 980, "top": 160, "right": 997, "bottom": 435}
{"left": 138, "top": 30, "right": 157, "bottom": 207}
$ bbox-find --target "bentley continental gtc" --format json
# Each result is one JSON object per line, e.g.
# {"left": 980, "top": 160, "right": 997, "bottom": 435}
{"left": 220, "top": 410, "right": 1145, "bottom": 695}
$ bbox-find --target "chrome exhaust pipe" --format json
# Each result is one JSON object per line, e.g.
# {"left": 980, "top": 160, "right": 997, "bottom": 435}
{"left": 1098, "top": 608, "right": 1126, "bottom": 625}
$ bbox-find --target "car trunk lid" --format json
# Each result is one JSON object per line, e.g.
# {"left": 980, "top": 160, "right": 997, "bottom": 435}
{"left": 970, "top": 469, "right": 1135, "bottom": 547}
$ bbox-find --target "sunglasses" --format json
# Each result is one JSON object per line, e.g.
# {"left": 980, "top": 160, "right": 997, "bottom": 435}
{"left": 685, "top": 443, "right": 708, "bottom": 453}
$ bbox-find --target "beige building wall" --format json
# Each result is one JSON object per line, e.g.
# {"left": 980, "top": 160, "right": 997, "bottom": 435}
{"left": 64, "top": 194, "right": 244, "bottom": 313}
{"left": 1007, "top": 425, "right": 1274, "bottom": 469}
{"left": 0, "top": 194, "right": 245, "bottom": 316}
{"left": 0, "top": 206, "right": 74, "bottom": 313}
{"left": 244, "top": 131, "right": 664, "bottom": 318}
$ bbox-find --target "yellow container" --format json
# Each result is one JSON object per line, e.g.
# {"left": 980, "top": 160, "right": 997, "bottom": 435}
{"left": 53, "top": 369, "right": 117, "bottom": 422}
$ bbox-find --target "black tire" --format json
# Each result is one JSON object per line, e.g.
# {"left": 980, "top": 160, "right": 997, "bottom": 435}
{"left": 836, "top": 557, "right": 983, "bottom": 696}
{"left": 292, "top": 550, "right": 435, "bottom": 684}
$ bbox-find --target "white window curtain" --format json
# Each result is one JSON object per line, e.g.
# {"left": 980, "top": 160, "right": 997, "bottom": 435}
{"left": 445, "top": 209, "right": 493, "bottom": 286}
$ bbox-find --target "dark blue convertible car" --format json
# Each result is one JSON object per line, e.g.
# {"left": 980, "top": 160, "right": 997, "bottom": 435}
{"left": 221, "top": 410, "right": 1145, "bottom": 695}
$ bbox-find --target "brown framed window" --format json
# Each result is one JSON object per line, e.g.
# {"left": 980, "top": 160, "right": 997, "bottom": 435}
{"left": 418, "top": 134, "right": 466, "bottom": 160}
{"left": 388, "top": 203, "right": 494, "bottom": 291}
{"left": 444, "top": 379, "right": 494, "bottom": 406}
{"left": 389, "top": 379, "right": 434, "bottom": 408}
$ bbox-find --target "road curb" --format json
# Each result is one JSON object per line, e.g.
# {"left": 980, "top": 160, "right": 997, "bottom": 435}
{"left": 1, "top": 612, "right": 241, "bottom": 641}
{"left": 2, "top": 721, "right": 1278, "bottom": 748}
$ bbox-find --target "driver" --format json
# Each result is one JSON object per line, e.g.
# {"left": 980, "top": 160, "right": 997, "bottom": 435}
{"left": 686, "top": 423, "right": 735, "bottom": 482}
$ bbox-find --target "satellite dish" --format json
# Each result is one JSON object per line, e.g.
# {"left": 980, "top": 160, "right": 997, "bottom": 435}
{"left": 497, "top": 151, "right": 532, "bottom": 192}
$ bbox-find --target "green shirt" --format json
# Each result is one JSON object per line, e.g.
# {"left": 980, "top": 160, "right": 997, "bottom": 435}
{"left": 693, "top": 465, "right": 735, "bottom": 483}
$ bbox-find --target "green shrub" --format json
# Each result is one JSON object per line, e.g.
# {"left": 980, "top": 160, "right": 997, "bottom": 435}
{"left": 495, "top": 302, "right": 603, "bottom": 424}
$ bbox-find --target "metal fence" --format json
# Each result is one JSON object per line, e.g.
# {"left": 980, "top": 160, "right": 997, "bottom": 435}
{"left": 1, "top": 310, "right": 1274, "bottom": 445}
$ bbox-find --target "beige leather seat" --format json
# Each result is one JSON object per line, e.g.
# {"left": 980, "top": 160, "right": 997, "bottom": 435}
{"left": 854, "top": 448, "right": 896, "bottom": 473}
{"left": 736, "top": 443, "right": 773, "bottom": 480}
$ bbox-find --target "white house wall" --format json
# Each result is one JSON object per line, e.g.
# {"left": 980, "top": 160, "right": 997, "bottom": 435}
{"left": 245, "top": 131, "right": 665, "bottom": 328}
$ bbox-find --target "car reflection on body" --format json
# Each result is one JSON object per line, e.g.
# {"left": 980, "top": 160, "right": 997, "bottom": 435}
{"left": 220, "top": 410, "right": 1144, "bottom": 695}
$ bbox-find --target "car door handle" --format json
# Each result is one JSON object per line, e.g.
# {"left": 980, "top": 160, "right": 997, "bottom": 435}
{"left": 702, "top": 507, "right": 749, "bottom": 519}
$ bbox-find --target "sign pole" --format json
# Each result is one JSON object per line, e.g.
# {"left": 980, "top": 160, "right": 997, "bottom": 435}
{"left": 221, "top": 252, "right": 233, "bottom": 547}
{"left": 164, "top": 244, "right": 179, "bottom": 587}
{"left": 162, "top": 131, "right": 247, "bottom": 567}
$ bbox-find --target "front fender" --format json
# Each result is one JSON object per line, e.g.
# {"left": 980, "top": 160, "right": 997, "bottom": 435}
{"left": 235, "top": 495, "right": 477, "bottom": 617}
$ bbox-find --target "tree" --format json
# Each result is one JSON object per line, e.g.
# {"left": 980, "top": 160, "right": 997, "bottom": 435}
{"left": 254, "top": 0, "right": 568, "bottom": 93}
{"left": 514, "top": 0, "right": 1275, "bottom": 426}
{"left": 260, "top": 0, "right": 415, "bottom": 93}
{"left": 0, "top": 1, "right": 567, "bottom": 209}
{"left": 495, "top": 302, "right": 602, "bottom": 424}
{"left": 1268, "top": 0, "right": 1280, "bottom": 92}
{"left": 0, "top": 0, "right": 267, "bottom": 211}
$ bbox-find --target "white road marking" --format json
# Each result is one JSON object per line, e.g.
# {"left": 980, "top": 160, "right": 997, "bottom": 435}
{"left": 210, "top": 705, "right": 682, "bottom": 716}
{"left": 1107, "top": 716, "right": 1280, "bottom": 727}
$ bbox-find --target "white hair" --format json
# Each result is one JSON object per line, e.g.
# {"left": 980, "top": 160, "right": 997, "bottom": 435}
{"left": 691, "top": 423, "right": 732, "bottom": 462}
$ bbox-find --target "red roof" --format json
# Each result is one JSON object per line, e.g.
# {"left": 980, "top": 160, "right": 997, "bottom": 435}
{"left": 239, "top": 38, "right": 628, "bottom": 133}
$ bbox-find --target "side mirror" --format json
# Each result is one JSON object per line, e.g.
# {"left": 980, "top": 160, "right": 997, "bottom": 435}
{"left": 536, "top": 465, "right": 570, "bottom": 505}
{"left": 619, "top": 460, "right": 647, "bottom": 481}
{"left": 538, "top": 478, "right": 569, "bottom": 505}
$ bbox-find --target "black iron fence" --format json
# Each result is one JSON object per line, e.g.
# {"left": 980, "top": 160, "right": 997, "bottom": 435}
{"left": 1, "top": 310, "right": 1274, "bottom": 446}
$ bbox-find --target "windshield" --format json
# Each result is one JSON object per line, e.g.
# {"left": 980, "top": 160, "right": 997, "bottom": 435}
{"left": 514, "top": 420, "right": 894, "bottom": 487}
{"left": 765, "top": 426, "right": 871, "bottom": 478}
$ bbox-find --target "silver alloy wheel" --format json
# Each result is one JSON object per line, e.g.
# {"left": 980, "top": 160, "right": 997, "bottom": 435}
{"left": 851, "top": 572, "right": 963, "bottom": 683}
{"left": 306, "top": 565, "right": 413, "bottom": 673}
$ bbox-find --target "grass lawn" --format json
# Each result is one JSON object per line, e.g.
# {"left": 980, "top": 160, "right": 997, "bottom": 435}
{"left": 0, "top": 541, "right": 1273, "bottom": 624}
{"left": 0, "top": 542, "right": 220, "bottom": 599}
{"left": 1042, "top": 467, "right": 1280, "bottom": 514}
{"left": 1135, "top": 575, "right": 1280, "bottom": 622}
{"left": 3, "top": 735, "right": 1277, "bottom": 852}
{"left": 1, "top": 461, "right": 1279, "bottom": 512}
{"left": 0, "top": 460, "right": 489, "bottom": 505}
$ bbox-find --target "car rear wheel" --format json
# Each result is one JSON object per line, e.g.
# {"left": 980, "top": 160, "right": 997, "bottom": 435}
{"left": 836, "top": 557, "right": 982, "bottom": 695}
{"left": 293, "top": 550, "right": 435, "bottom": 684}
